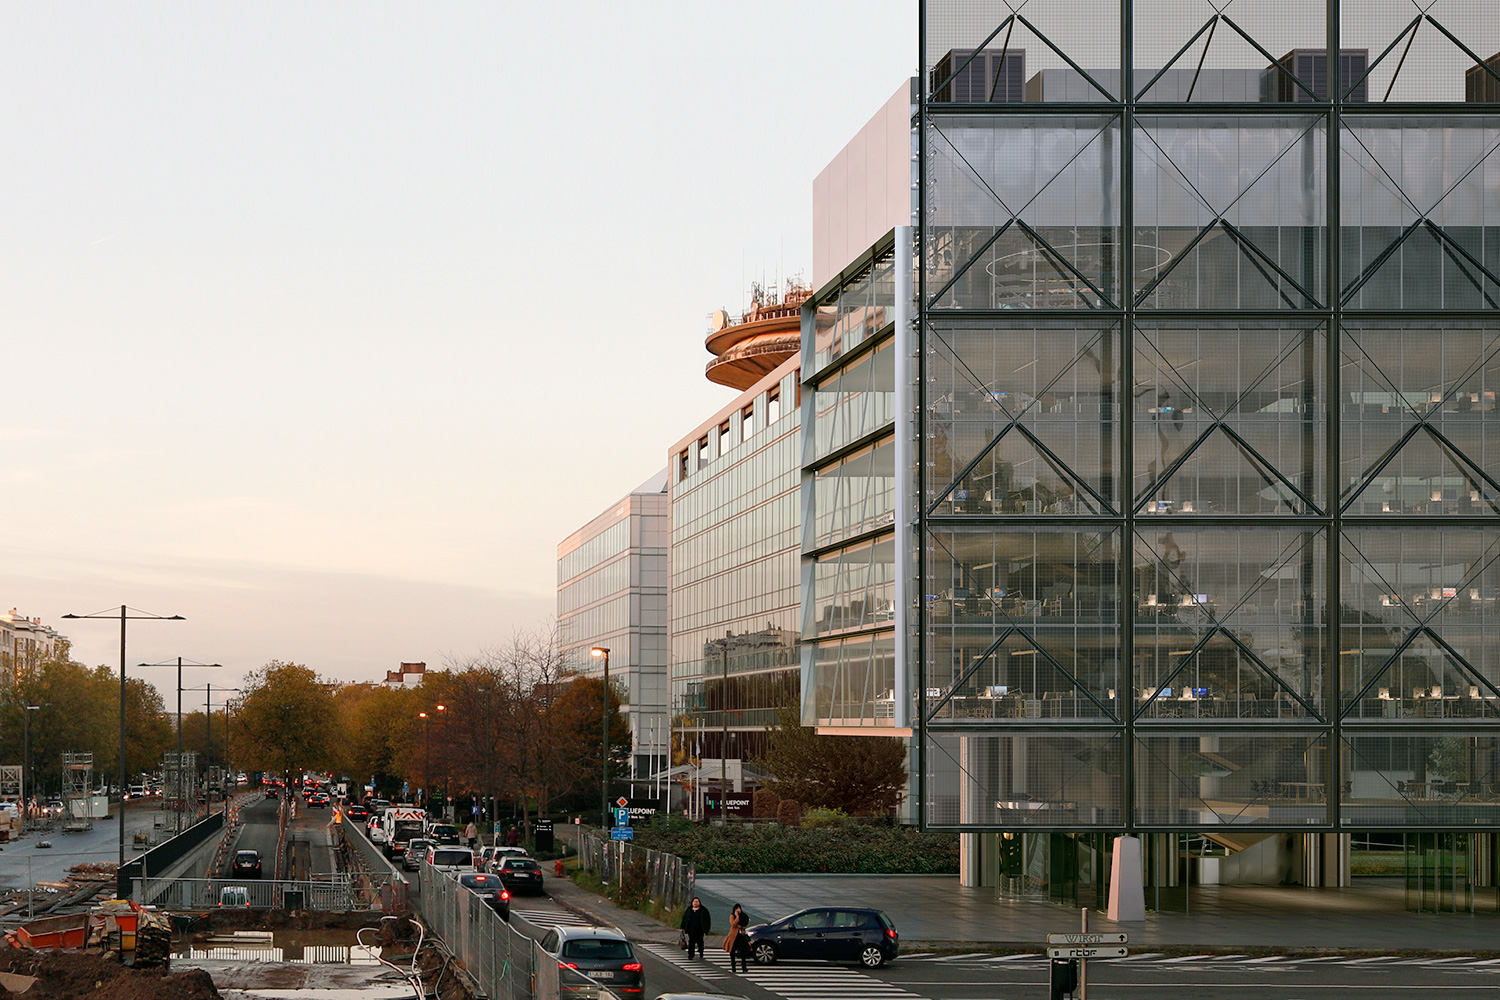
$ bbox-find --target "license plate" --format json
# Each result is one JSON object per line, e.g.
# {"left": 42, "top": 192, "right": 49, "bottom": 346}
{"left": 586, "top": 971, "right": 614, "bottom": 980}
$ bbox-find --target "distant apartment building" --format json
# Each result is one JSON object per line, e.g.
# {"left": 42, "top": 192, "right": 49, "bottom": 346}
{"left": 383, "top": 661, "right": 427, "bottom": 687}
{"left": 556, "top": 470, "right": 671, "bottom": 783}
{"left": 1, "top": 610, "right": 65, "bottom": 685}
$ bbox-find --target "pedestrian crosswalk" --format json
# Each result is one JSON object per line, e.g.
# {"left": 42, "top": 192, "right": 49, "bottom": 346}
{"left": 641, "top": 944, "right": 928, "bottom": 1000}
{"left": 899, "top": 951, "right": 1500, "bottom": 970}
{"left": 510, "top": 907, "right": 592, "bottom": 930}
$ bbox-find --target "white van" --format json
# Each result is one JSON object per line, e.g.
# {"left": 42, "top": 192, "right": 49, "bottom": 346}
{"left": 429, "top": 847, "right": 475, "bottom": 874}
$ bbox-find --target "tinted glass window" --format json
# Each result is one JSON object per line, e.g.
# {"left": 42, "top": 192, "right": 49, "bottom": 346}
{"left": 829, "top": 911, "right": 868, "bottom": 928}
{"left": 789, "top": 911, "right": 831, "bottom": 930}
{"left": 506, "top": 860, "right": 539, "bottom": 871}
{"left": 562, "top": 939, "right": 634, "bottom": 961}
{"left": 432, "top": 850, "right": 473, "bottom": 866}
{"left": 459, "top": 874, "right": 492, "bottom": 887}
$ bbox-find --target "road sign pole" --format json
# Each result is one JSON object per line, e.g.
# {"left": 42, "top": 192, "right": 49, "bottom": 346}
{"left": 1080, "top": 908, "right": 1088, "bottom": 1000}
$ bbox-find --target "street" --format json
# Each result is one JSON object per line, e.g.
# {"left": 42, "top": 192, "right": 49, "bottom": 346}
{"left": 0, "top": 801, "right": 158, "bottom": 890}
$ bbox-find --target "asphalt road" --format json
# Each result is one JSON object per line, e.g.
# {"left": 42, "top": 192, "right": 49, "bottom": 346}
{"left": 882, "top": 950, "right": 1500, "bottom": 998}
{"left": 228, "top": 794, "right": 282, "bottom": 877}
{"left": 615, "top": 943, "right": 1500, "bottom": 1000}
{"left": 0, "top": 801, "right": 158, "bottom": 889}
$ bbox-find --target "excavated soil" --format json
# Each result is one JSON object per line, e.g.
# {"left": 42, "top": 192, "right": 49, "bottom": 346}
{"left": 0, "top": 951, "right": 221, "bottom": 1000}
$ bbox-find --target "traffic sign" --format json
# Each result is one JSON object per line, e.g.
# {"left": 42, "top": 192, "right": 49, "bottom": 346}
{"left": 1046, "top": 933, "right": 1128, "bottom": 945}
{"left": 616, "top": 796, "right": 629, "bottom": 807}
{"left": 1048, "top": 946, "right": 1127, "bottom": 960}
{"left": 613, "top": 807, "right": 631, "bottom": 827}
{"left": 610, "top": 827, "right": 634, "bottom": 840}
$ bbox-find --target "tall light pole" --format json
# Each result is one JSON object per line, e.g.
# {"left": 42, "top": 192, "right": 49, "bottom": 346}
{"left": 190, "top": 684, "right": 241, "bottom": 817}
{"left": 61, "top": 606, "right": 184, "bottom": 891}
{"left": 591, "top": 647, "right": 610, "bottom": 829}
{"left": 418, "top": 711, "right": 432, "bottom": 807}
{"left": 715, "top": 634, "right": 731, "bottom": 824}
{"left": 139, "top": 659, "right": 222, "bottom": 831}
{"left": 22, "top": 704, "right": 44, "bottom": 831}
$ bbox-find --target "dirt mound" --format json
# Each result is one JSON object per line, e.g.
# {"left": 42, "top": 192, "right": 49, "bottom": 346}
{"left": 0, "top": 952, "right": 221, "bottom": 1000}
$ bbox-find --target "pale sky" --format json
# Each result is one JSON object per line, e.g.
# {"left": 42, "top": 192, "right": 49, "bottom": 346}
{"left": 3, "top": 2, "right": 915, "bottom": 696}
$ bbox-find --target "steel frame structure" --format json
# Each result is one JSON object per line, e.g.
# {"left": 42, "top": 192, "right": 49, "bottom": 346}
{"left": 916, "top": 0, "right": 1500, "bottom": 835}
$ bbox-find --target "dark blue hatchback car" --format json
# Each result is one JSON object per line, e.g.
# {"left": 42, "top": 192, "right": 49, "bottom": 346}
{"left": 747, "top": 907, "right": 899, "bottom": 968}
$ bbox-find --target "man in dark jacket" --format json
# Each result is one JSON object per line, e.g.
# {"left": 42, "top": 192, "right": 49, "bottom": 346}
{"left": 680, "top": 896, "right": 711, "bottom": 959}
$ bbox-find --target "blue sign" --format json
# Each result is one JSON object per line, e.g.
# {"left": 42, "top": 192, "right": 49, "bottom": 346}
{"left": 613, "top": 807, "right": 631, "bottom": 827}
{"left": 610, "top": 827, "right": 634, "bottom": 841}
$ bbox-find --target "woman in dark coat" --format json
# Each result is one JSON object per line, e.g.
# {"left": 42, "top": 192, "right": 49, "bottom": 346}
{"left": 680, "top": 896, "right": 711, "bottom": 959}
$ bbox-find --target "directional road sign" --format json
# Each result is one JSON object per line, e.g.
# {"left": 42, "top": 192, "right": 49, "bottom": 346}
{"left": 1046, "top": 933, "right": 1128, "bottom": 945}
{"left": 1048, "top": 946, "right": 1127, "bottom": 960}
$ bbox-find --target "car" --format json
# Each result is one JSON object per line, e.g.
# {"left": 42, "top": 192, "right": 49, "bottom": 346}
{"left": 44, "top": 800, "right": 65, "bottom": 818}
{"left": 402, "top": 838, "right": 434, "bottom": 872}
{"left": 486, "top": 845, "right": 531, "bottom": 872}
{"left": 538, "top": 925, "right": 643, "bottom": 998}
{"left": 427, "top": 824, "right": 461, "bottom": 845}
{"left": 308, "top": 792, "right": 330, "bottom": 808}
{"left": 495, "top": 855, "right": 545, "bottom": 895}
{"left": 428, "top": 846, "right": 475, "bottom": 873}
{"left": 345, "top": 804, "right": 370, "bottom": 823}
{"left": 218, "top": 886, "right": 251, "bottom": 908}
{"left": 457, "top": 872, "right": 510, "bottom": 917}
{"left": 264, "top": 786, "right": 280, "bottom": 799}
{"left": 746, "top": 907, "right": 898, "bottom": 968}
{"left": 231, "top": 850, "right": 263, "bottom": 879}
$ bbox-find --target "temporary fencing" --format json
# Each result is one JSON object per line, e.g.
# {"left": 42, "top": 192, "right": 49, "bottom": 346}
{"left": 418, "top": 863, "right": 613, "bottom": 1000}
{"left": 575, "top": 832, "right": 694, "bottom": 912}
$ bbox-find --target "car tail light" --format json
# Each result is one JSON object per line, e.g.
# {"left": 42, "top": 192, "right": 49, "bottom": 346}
{"left": 501, "top": 890, "right": 511, "bottom": 900}
{"left": 622, "top": 963, "right": 643, "bottom": 972}
{"left": 560, "top": 962, "right": 578, "bottom": 970}
{"left": 886, "top": 929, "right": 897, "bottom": 939}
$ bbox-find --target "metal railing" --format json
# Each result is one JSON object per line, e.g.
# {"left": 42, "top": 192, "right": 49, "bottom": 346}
{"left": 575, "top": 832, "right": 694, "bottom": 912}
{"left": 417, "top": 862, "right": 615, "bottom": 1000}
{"left": 135, "top": 876, "right": 360, "bottom": 911}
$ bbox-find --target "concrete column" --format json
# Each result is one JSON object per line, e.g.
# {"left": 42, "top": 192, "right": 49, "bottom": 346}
{"left": 959, "top": 831, "right": 982, "bottom": 887}
{"left": 1108, "top": 836, "right": 1146, "bottom": 921}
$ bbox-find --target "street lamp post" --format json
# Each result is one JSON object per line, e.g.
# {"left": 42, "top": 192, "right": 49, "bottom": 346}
{"left": 191, "top": 684, "right": 242, "bottom": 816}
{"left": 591, "top": 647, "right": 610, "bottom": 829}
{"left": 716, "top": 634, "right": 730, "bottom": 825}
{"left": 61, "top": 606, "right": 184, "bottom": 894}
{"left": 22, "top": 705, "right": 43, "bottom": 831}
{"left": 140, "top": 658, "right": 222, "bottom": 832}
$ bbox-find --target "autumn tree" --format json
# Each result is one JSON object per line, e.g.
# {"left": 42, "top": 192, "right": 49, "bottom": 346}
{"left": 234, "top": 661, "right": 336, "bottom": 779}
{"left": 330, "top": 682, "right": 419, "bottom": 799}
{"left": 760, "top": 699, "right": 907, "bottom": 816}
{"left": 549, "top": 675, "right": 632, "bottom": 812}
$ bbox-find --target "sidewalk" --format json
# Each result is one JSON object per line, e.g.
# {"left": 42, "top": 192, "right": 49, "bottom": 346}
{"left": 696, "top": 873, "right": 1500, "bottom": 954}
{"left": 549, "top": 868, "right": 1500, "bottom": 956}
{"left": 549, "top": 825, "right": 1499, "bottom": 955}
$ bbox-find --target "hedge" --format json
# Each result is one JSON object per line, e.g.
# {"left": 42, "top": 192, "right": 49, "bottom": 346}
{"left": 631, "top": 822, "right": 959, "bottom": 875}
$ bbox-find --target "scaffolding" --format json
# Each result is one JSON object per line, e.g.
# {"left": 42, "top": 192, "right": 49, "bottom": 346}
{"left": 161, "top": 751, "right": 199, "bottom": 834}
{"left": 61, "top": 752, "right": 93, "bottom": 832}
{"left": 0, "top": 765, "right": 19, "bottom": 801}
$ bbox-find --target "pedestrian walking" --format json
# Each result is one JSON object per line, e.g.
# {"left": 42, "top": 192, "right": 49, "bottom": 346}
{"left": 680, "top": 896, "right": 711, "bottom": 960}
{"left": 724, "top": 903, "right": 751, "bottom": 973}
{"left": 507, "top": 826, "right": 522, "bottom": 847}
{"left": 463, "top": 821, "right": 478, "bottom": 849}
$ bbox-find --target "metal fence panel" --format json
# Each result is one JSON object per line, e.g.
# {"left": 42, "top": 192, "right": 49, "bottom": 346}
{"left": 576, "top": 833, "right": 694, "bottom": 912}
{"left": 135, "top": 876, "right": 360, "bottom": 911}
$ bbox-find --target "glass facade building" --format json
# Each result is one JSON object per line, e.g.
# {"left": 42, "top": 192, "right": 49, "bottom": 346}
{"left": 914, "top": 0, "right": 1500, "bottom": 901}
{"left": 801, "top": 233, "right": 910, "bottom": 734}
{"left": 669, "top": 359, "right": 803, "bottom": 766}
{"left": 556, "top": 470, "right": 670, "bottom": 782}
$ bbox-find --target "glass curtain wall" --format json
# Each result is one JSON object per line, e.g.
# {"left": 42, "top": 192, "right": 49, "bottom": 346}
{"left": 918, "top": 0, "right": 1500, "bottom": 835}
{"left": 670, "top": 369, "right": 803, "bottom": 766}
{"left": 802, "top": 235, "right": 905, "bottom": 730}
